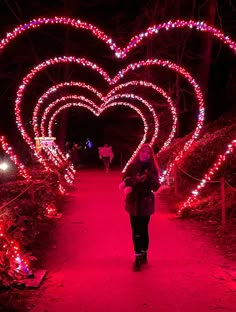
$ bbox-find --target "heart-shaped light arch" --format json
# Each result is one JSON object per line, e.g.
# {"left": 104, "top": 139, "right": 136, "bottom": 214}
{"left": 34, "top": 81, "right": 175, "bottom": 172}
{"left": 39, "top": 93, "right": 157, "bottom": 171}
{"left": 15, "top": 56, "right": 203, "bottom": 178}
{"left": 40, "top": 94, "right": 158, "bottom": 144}
{"left": 34, "top": 80, "right": 176, "bottom": 152}
{"left": 1, "top": 17, "right": 236, "bottom": 59}
{"left": 38, "top": 92, "right": 159, "bottom": 145}
{"left": 46, "top": 101, "right": 149, "bottom": 171}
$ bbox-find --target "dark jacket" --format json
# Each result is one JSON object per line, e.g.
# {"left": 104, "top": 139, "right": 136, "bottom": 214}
{"left": 122, "top": 161, "right": 160, "bottom": 216}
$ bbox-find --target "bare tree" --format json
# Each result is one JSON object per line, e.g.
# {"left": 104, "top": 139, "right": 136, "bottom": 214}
{"left": 196, "top": 0, "right": 216, "bottom": 96}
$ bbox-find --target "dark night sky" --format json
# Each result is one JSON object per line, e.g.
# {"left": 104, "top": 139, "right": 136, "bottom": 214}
{"left": 0, "top": 0, "right": 235, "bottom": 156}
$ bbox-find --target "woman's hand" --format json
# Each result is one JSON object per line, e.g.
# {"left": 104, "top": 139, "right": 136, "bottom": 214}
{"left": 124, "top": 186, "right": 133, "bottom": 195}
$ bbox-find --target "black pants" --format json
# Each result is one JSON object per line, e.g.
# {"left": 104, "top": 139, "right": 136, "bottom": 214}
{"left": 129, "top": 215, "right": 150, "bottom": 255}
{"left": 102, "top": 157, "right": 110, "bottom": 171}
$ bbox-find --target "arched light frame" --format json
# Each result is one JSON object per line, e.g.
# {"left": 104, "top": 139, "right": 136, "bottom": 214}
{"left": 15, "top": 56, "right": 204, "bottom": 178}
{"left": 34, "top": 80, "right": 176, "bottom": 152}
{"left": 39, "top": 93, "right": 159, "bottom": 146}
{"left": 46, "top": 101, "right": 149, "bottom": 171}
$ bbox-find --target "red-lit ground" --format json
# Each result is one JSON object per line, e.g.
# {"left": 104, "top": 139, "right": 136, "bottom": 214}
{"left": 31, "top": 170, "right": 236, "bottom": 312}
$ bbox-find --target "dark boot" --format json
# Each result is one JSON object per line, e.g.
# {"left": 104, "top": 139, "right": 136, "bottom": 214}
{"left": 141, "top": 251, "right": 148, "bottom": 264}
{"left": 133, "top": 255, "right": 142, "bottom": 272}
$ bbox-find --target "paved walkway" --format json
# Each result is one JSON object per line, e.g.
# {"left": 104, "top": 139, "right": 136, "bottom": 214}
{"left": 31, "top": 170, "right": 236, "bottom": 312}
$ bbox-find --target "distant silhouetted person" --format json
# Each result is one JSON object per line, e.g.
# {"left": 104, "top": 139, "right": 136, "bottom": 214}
{"left": 65, "top": 141, "right": 71, "bottom": 153}
{"left": 98, "top": 143, "right": 113, "bottom": 173}
{"left": 85, "top": 138, "right": 93, "bottom": 149}
{"left": 119, "top": 144, "right": 160, "bottom": 271}
{"left": 70, "top": 143, "right": 80, "bottom": 168}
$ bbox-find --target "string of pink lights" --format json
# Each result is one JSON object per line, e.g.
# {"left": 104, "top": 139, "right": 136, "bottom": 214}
{"left": 41, "top": 146, "right": 75, "bottom": 184}
{"left": 15, "top": 56, "right": 110, "bottom": 151}
{"left": 39, "top": 95, "right": 97, "bottom": 137}
{"left": 39, "top": 94, "right": 153, "bottom": 172}
{"left": 104, "top": 93, "right": 159, "bottom": 146}
{"left": 16, "top": 61, "right": 164, "bottom": 173}
{"left": 15, "top": 57, "right": 111, "bottom": 152}
{"left": 35, "top": 80, "right": 176, "bottom": 152}
{"left": 39, "top": 94, "right": 157, "bottom": 140}
{"left": 1, "top": 17, "right": 236, "bottom": 58}
{"left": 48, "top": 103, "right": 97, "bottom": 135}
{"left": 179, "top": 139, "right": 236, "bottom": 214}
{"left": 39, "top": 96, "right": 96, "bottom": 174}
{"left": 111, "top": 59, "right": 205, "bottom": 182}
{"left": 0, "top": 221, "right": 31, "bottom": 277}
{"left": 33, "top": 81, "right": 104, "bottom": 138}
{"left": 106, "top": 80, "right": 177, "bottom": 152}
{"left": 0, "top": 136, "right": 31, "bottom": 181}
{"left": 46, "top": 101, "right": 148, "bottom": 171}
{"left": 36, "top": 84, "right": 175, "bottom": 172}
{"left": 42, "top": 144, "right": 64, "bottom": 168}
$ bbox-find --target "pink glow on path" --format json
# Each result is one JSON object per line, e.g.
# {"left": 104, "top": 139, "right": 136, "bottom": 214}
{"left": 31, "top": 170, "right": 236, "bottom": 312}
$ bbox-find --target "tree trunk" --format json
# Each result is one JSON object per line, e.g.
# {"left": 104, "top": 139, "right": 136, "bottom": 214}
{"left": 198, "top": 0, "right": 216, "bottom": 96}
{"left": 57, "top": 0, "right": 74, "bottom": 151}
{"left": 174, "top": 0, "right": 182, "bottom": 137}
{"left": 57, "top": 0, "right": 75, "bottom": 151}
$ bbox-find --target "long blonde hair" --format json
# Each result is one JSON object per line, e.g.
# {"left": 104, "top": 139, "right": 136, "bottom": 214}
{"left": 132, "top": 144, "right": 159, "bottom": 173}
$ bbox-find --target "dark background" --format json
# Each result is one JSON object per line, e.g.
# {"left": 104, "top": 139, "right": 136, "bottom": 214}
{"left": 0, "top": 0, "right": 235, "bottom": 167}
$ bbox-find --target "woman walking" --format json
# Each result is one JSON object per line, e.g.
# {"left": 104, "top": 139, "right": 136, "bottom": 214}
{"left": 98, "top": 143, "right": 114, "bottom": 173}
{"left": 119, "top": 144, "right": 160, "bottom": 271}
